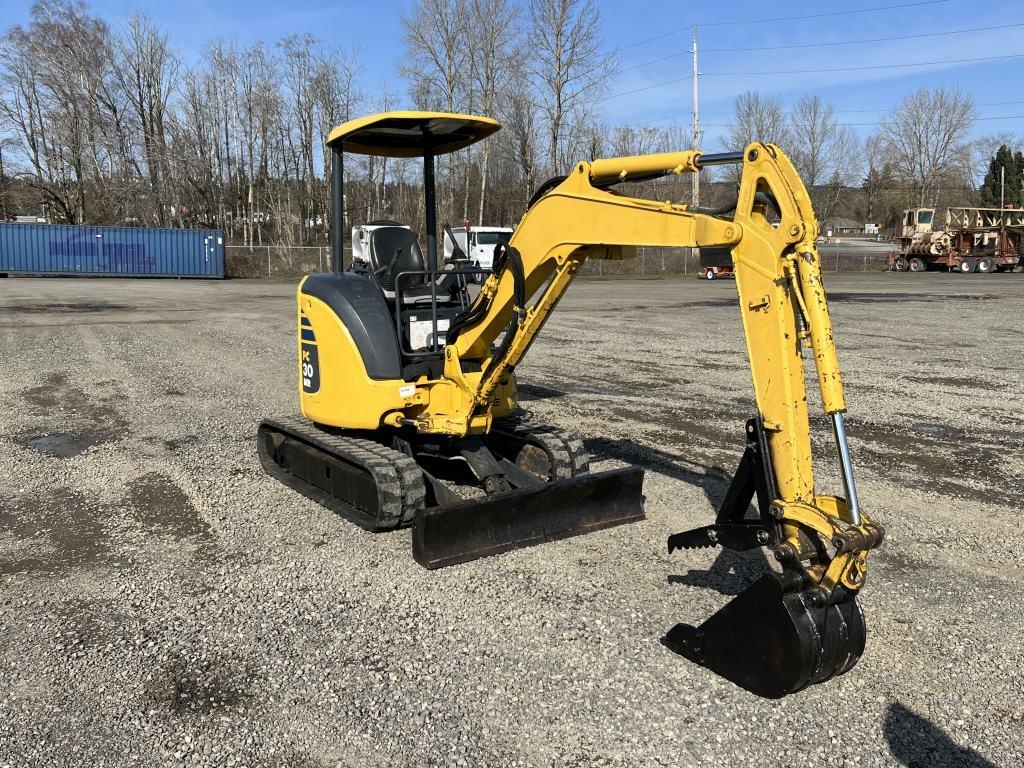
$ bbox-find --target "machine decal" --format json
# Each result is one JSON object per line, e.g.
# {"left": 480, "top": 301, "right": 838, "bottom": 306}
{"left": 300, "top": 313, "right": 320, "bottom": 393}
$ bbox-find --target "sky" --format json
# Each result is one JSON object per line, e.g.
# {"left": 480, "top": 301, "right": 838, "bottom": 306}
{"left": 5, "top": 0, "right": 1023, "bottom": 150}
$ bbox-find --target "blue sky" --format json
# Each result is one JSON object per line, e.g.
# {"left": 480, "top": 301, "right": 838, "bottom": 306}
{"left": 6, "top": 0, "right": 1023, "bottom": 148}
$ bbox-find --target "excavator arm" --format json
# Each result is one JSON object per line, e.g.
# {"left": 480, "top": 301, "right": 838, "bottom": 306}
{"left": 434, "top": 143, "right": 884, "bottom": 697}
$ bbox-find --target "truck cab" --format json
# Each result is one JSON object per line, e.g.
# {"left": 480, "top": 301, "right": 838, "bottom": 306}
{"left": 443, "top": 225, "right": 513, "bottom": 276}
{"left": 900, "top": 208, "right": 934, "bottom": 238}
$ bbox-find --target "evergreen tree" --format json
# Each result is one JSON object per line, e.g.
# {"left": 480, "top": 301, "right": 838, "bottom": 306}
{"left": 980, "top": 145, "right": 1024, "bottom": 207}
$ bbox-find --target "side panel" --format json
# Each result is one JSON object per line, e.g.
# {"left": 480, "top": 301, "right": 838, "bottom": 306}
{"left": 300, "top": 272, "right": 402, "bottom": 380}
{"left": 0, "top": 223, "right": 224, "bottom": 278}
{"left": 297, "top": 277, "right": 412, "bottom": 430}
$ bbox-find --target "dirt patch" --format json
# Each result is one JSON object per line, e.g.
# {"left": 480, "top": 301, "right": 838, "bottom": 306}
{"left": 125, "top": 473, "right": 211, "bottom": 540}
{"left": 16, "top": 373, "right": 127, "bottom": 457}
{"left": 829, "top": 291, "right": 999, "bottom": 303}
{"left": 904, "top": 374, "right": 998, "bottom": 390}
{"left": 517, "top": 383, "right": 568, "bottom": 401}
{"left": 614, "top": 403, "right": 739, "bottom": 450}
{"left": 53, "top": 599, "right": 123, "bottom": 651}
{"left": 838, "top": 418, "right": 1018, "bottom": 507}
{"left": 164, "top": 435, "right": 199, "bottom": 452}
{"left": 5, "top": 302, "right": 135, "bottom": 314}
{"left": 147, "top": 653, "right": 250, "bottom": 715}
{"left": 0, "top": 488, "right": 111, "bottom": 575}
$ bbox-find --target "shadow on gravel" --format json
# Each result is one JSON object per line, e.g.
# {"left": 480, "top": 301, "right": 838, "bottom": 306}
{"left": 667, "top": 548, "right": 772, "bottom": 596}
{"left": 584, "top": 436, "right": 733, "bottom": 496}
{"left": 585, "top": 436, "right": 773, "bottom": 593}
{"left": 885, "top": 703, "right": 997, "bottom": 768}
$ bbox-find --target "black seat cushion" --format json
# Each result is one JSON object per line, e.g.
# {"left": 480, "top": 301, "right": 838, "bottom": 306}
{"left": 368, "top": 227, "right": 425, "bottom": 291}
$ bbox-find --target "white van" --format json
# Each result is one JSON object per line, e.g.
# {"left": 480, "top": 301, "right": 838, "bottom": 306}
{"left": 443, "top": 225, "right": 513, "bottom": 275}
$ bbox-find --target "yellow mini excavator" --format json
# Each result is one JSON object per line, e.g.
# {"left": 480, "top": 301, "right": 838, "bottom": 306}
{"left": 258, "top": 112, "right": 884, "bottom": 698}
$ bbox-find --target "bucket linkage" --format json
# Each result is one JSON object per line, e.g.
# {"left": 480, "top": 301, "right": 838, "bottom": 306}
{"left": 663, "top": 418, "right": 881, "bottom": 699}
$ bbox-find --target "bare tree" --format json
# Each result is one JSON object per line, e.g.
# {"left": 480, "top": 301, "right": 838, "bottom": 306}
{"left": 528, "top": 0, "right": 615, "bottom": 174}
{"left": 874, "top": 87, "right": 975, "bottom": 206}
{"left": 726, "top": 91, "right": 792, "bottom": 151}
{"left": 500, "top": 86, "right": 539, "bottom": 206}
{"left": 400, "top": 0, "right": 469, "bottom": 224}
{"left": 111, "top": 14, "right": 179, "bottom": 224}
{"left": 468, "top": 0, "right": 519, "bottom": 222}
{"left": 789, "top": 96, "right": 862, "bottom": 219}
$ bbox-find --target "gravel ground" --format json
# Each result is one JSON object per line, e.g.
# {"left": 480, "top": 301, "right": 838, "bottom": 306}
{"left": 0, "top": 273, "right": 1020, "bottom": 767}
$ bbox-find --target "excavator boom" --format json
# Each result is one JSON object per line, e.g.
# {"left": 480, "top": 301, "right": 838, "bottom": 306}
{"left": 415, "top": 142, "right": 884, "bottom": 697}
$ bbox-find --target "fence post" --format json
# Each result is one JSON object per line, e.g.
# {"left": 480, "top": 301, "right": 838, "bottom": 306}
{"left": 319, "top": 247, "right": 323, "bottom": 273}
{"left": 267, "top": 245, "right": 272, "bottom": 277}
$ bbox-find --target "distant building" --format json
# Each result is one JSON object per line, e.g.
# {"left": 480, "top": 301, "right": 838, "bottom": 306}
{"left": 821, "top": 217, "right": 863, "bottom": 235}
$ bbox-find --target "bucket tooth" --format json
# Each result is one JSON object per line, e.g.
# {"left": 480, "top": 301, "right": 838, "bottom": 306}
{"left": 662, "top": 574, "right": 866, "bottom": 699}
{"left": 412, "top": 466, "right": 644, "bottom": 569}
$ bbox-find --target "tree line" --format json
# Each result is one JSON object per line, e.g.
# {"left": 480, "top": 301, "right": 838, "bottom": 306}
{"left": 0, "top": 0, "right": 1019, "bottom": 245}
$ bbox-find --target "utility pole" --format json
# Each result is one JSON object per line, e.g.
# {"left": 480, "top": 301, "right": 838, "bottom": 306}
{"left": 691, "top": 25, "right": 700, "bottom": 207}
{"left": 1000, "top": 165, "right": 1005, "bottom": 228}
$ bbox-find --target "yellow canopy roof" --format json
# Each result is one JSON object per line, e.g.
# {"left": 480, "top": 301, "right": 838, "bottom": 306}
{"left": 326, "top": 111, "right": 500, "bottom": 157}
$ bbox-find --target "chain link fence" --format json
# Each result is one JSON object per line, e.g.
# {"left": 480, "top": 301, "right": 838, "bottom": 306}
{"left": 226, "top": 244, "right": 893, "bottom": 279}
{"left": 226, "top": 245, "right": 344, "bottom": 278}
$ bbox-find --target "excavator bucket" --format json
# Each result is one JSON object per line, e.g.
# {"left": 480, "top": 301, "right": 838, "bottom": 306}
{"left": 661, "top": 573, "right": 866, "bottom": 699}
{"left": 662, "top": 418, "right": 874, "bottom": 698}
{"left": 412, "top": 466, "right": 645, "bottom": 569}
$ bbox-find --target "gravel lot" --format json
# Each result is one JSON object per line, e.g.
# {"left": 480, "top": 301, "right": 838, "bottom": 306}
{"left": 0, "top": 273, "right": 1020, "bottom": 767}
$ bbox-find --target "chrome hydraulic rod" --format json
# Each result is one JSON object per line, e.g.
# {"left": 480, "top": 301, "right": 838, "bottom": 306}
{"left": 830, "top": 412, "right": 861, "bottom": 526}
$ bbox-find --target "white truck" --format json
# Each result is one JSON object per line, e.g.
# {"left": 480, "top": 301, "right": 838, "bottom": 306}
{"left": 443, "top": 225, "right": 513, "bottom": 278}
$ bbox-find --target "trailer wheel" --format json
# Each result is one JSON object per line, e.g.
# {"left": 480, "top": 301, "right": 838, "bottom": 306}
{"left": 976, "top": 256, "right": 993, "bottom": 273}
{"left": 704, "top": 268, "right": 716, "bottom": 280}
{"left": 893, "top": 257, "right": 908, "bottom": 272}
{"left": 958, "top": 259, "right": 976, "bottom": 273}
{"left": 908, "top": 257, "right": 926, "bottom": 273}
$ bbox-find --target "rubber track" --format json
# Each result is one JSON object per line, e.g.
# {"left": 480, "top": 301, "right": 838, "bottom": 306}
{"left": 492, "top": 417, "right": 590, "bottom": 480}
{"left": 259, "top": 417, "right": 426, "bottom": 529}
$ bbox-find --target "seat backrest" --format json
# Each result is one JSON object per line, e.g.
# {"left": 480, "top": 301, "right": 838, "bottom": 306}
{"left": 368, "top": 227, "right": 425, "bottom": 291}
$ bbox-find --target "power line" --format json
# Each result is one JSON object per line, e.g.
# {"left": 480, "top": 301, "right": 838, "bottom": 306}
{"left": 705, "top": 53, "right": 1024, "bottom": 77}
{"left": 615, "top": 0, "right": 951, "bottom": 53}
{"left": 692, "top": 100, "right": 1024, "bottom": 117}
{"left": 618, "top": 22, "right": 1024, "bottom": 75}
{"left": 609, "top": 75, "right": 692, "bottom": 100}
{"left": 692, "top": 114, "right": 1024, "bottom": 128}
{"left": 605, "top": 53, "right": 1024, "bottom": 100}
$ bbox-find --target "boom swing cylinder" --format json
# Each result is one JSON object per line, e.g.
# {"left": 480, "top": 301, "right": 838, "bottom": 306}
{"left": 257, "top": 111, "right": 883, "bottom": 699}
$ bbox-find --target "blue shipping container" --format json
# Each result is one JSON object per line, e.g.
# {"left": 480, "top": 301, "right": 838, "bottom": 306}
{"left": 0, "top": 223, "right": 225, "bottom": 278}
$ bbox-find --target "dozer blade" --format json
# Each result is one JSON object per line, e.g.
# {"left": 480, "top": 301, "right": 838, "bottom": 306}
{"left": 662, "top": 574, "right": 866, "bottom": 699}
{"left": 412, "top": 466, "right": 644, "bottom": 569}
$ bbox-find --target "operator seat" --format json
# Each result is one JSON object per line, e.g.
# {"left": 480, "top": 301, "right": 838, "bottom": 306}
{"left": 367, "top": 226, "right": 460, "bottom": 304}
